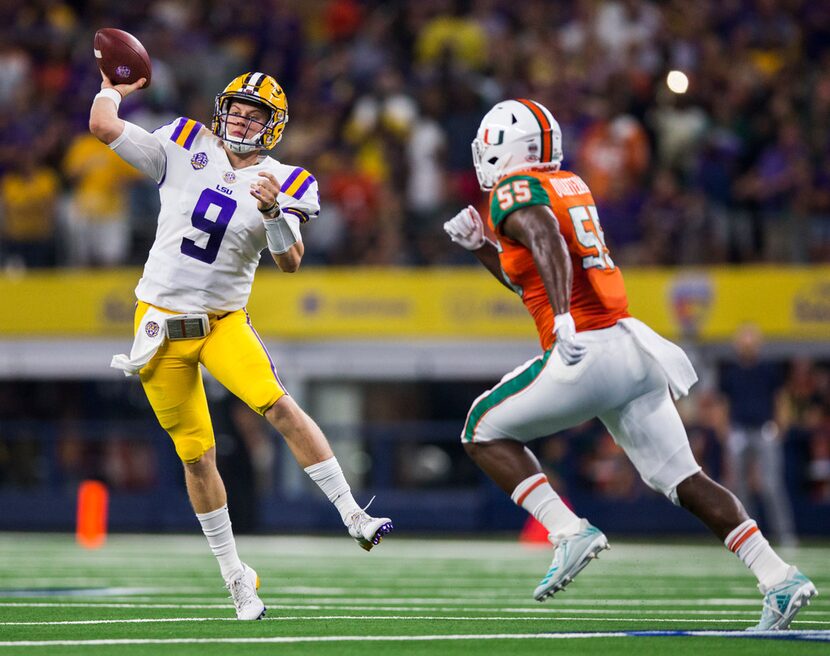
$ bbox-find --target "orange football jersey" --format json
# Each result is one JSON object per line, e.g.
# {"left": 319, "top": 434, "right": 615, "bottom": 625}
{"left": 487, "top": 169, "right": 630, "bottom": 350}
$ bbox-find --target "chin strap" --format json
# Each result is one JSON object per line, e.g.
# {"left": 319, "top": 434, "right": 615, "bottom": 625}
{"left": 224, "top": 140, "right": 260, "bottom": 154}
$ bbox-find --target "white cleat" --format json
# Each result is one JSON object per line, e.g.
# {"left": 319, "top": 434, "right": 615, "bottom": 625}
{"left": 533, "top": 519, "right": 609, "bottom": 601}
{"left": 748, "top": 566, "right": 818, "bottom": 631}
{"left": 227, "top": 563, "right": 266, "bottom": 620}
{"left": 346, "top": 508, "right": 394, "bottom": 552}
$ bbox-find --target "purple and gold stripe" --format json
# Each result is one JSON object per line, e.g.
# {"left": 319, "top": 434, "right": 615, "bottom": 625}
{"left": 281, "top": 167, "right": 302, "bottom": 190}
{"left": 169, "top": 118, "right": 187, "bottom": 142}
{"left": 281, "top": 167, "right": 315, "bottom": 200}
{"left": 170, "top": 118, "right": 203, "bottom": 150}
{"left": 283, "top": 207, "right": 310, "bottom": 224}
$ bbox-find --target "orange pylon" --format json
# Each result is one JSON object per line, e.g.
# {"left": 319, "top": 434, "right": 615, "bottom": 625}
{"left": 76, "top": 480, "right": 108, "bottom": 549}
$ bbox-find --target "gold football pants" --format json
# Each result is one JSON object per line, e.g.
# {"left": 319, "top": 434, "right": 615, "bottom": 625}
{"left": 135, "top": 301, "right": 285, "bottom": 462}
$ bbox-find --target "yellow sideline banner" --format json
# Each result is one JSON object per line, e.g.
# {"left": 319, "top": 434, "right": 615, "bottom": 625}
{"left": 0, "top": 266, "right": 829, "bottom": 341}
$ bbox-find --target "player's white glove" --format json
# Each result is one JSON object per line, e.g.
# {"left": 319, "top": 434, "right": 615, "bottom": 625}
{"left": 553, "top": 312, "right": 587, "bottom": 366}
{"left": 443, "top": 205, "right": 485, "bottom": 250}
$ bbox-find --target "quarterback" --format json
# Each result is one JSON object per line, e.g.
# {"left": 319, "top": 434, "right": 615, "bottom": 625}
{"left": 89, "top": 71, "right": 392, "bottom": 620}
{"left": 444, "top": 99, "right": 816, "bottom": 630}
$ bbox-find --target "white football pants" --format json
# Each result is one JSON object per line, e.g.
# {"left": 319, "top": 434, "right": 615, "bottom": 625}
{"left": 463, "top": 322, "right": 701, "bottom": 503}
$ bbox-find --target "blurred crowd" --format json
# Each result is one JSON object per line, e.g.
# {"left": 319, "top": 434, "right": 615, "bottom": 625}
{"left": 1, "top": 0, "right": 829, "bottom": 268}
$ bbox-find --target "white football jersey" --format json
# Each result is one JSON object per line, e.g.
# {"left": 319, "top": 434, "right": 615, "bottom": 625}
{"left": 115, "top": 116, "right": 319, "bottom": 313}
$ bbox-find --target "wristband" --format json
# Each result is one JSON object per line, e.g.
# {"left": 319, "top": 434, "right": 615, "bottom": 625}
{"left": 94, "top": 88, "right": 122, "bottom": 110}
{"left": 259, "top": 202, "right": 282, "bottom": 219}
{"left": 264, "top": 215, "right": 298, "bottom": 254}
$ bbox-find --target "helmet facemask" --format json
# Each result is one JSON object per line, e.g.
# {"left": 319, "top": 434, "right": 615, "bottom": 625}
{"left": 215, "top": 98, "right": 279, "bottom": 154}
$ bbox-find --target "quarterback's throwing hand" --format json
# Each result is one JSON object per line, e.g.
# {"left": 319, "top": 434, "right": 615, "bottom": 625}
{"left": 444, "top": 205, "right": 486, "bottom": 250}
{"left": 100, "top": 70, "right": 146, "bottom": 99}
{"left": 554, "top": 312, "right": 587, "bottom": 366}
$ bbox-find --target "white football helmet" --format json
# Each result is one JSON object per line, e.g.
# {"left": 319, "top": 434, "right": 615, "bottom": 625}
{"left": 472, "top": 99, "right": 563, "bottom": 190}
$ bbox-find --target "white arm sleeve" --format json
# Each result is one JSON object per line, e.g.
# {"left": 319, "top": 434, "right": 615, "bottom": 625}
{"left": 264, "top": 213, "right": 302, "bottom": 254}
{"left": 109, "top": 121, "right": 167, "bottom": 184}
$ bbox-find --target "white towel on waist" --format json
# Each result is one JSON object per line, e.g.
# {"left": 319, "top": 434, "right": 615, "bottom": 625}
{"left": 619, "top": 317, "right": 698, "bottom": 399}
{"left": 111, "top": 307, "right": 168, "bottom": 376}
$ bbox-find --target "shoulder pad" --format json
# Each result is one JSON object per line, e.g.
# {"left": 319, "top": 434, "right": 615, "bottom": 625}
{"left": 168, "top": 117, "right": 205, "bottom": 151}
{"left": 490, "top": 174, "right": 550, "bottom": 227}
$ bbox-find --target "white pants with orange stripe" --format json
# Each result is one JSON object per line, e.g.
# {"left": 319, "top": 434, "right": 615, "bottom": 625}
{"left": 462, "top": 322, "right": 701, "bottom": 503}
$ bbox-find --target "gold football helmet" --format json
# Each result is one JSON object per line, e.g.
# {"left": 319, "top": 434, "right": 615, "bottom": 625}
{"left": 211, "top": 72, "right": 288, "bottom": 153}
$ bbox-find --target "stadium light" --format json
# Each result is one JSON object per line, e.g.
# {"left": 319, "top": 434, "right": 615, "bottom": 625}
{"left": 666, "top": 70, "right": 689, "bottom": 94}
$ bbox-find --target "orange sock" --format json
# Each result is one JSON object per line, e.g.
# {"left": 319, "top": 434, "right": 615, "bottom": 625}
{"left": 511, "top": 473, "right": 581, "bottom": 539}
{"left": 725, "top": 519, "right": 790, "bottom": 589}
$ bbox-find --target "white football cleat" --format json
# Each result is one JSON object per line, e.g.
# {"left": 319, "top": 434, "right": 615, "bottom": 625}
{"left": 533, "top": 519, "right": 609, "bottom": 601}
{"left": 748, "top": 567, "right": 817, "bottom": 631}
{"left": 227, "top": 563, "right": 266, "bottom": 620}
{"left": 346, "top": 507, "right": 393, "bottom": 552}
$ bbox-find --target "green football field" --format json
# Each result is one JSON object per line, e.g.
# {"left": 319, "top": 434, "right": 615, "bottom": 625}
{"left": 0, "top": 532, "right": 827, "bottom": 655}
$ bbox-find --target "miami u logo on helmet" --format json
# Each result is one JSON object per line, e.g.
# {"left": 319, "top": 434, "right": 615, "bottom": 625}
{"left": 483, "top": 129, "right": 505, "bottom": 145}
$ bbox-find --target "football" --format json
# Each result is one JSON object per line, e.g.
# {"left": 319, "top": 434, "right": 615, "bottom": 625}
{"left": 94, "top": 28, "right": 152, "bottom": 88}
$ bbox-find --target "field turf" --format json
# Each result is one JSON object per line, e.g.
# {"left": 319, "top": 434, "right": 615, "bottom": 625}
{"left": 0, "top": 533, "right": 827, "bottom": 655}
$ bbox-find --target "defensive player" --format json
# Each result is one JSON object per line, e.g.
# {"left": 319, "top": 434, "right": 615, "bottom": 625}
{"left": 443, "top": 99, "right": 816, "bottom": 630}
{"left": 89, "top": 71, "right": 393, "bottom": 620}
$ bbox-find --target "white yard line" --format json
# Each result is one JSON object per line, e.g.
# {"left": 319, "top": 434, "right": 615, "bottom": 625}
{"left": 11, "top": 601, "right": 817, "bottom": 616}
{"left": 0, "top": 597, "right": 818, "bottom": 609}
{"left": 2, "top": 630, "right": 830, "bottom": 647}
{"left": 2, "top": 615, "right": 829, "bottom": 626}
{"left": 0, "top": 580, "right": 763, "bottom": 595}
